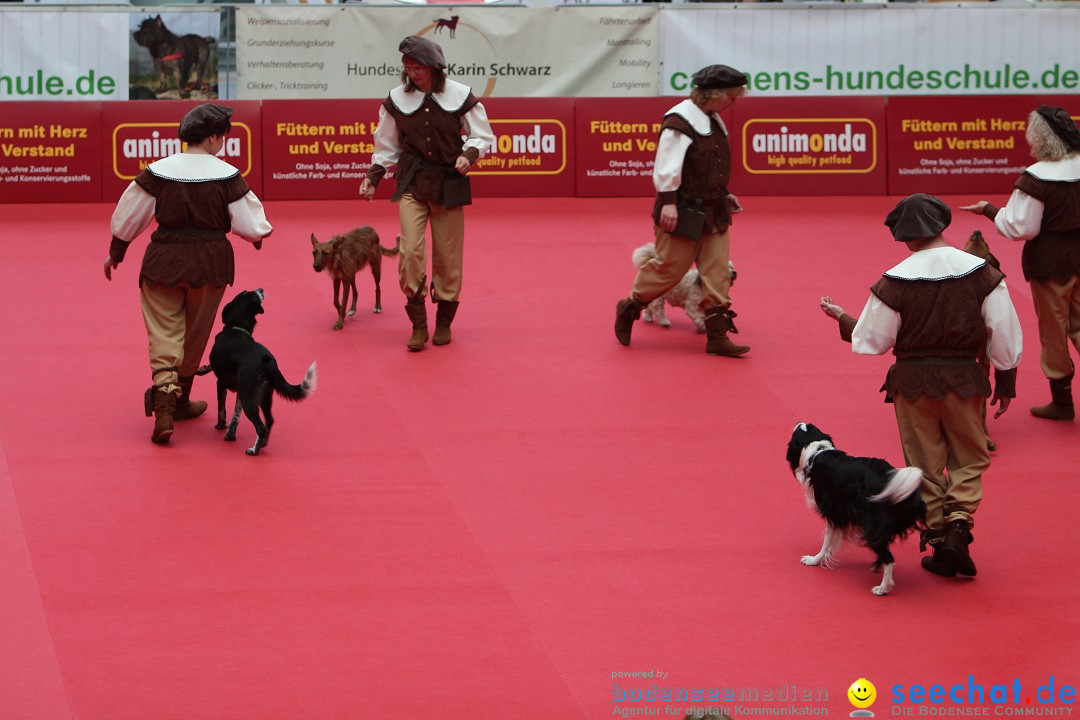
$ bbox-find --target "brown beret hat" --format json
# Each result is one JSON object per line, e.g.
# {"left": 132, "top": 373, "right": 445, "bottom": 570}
{"left": 692, "top": 65, "right": 748, "bottom": 91}
{"left": 178, "top": 103, "right": 233, "bottom": 143}
{"left": 399, "top": 35, "right": 447, "bottom": 70}
{"left": 885, "top": 193, "right": 952, "bottom": 242}
{"left": 1035, "top": 105, "right": 1080, "bottom": 152}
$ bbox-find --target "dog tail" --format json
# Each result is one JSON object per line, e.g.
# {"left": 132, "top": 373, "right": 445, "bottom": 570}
{"left": 382, "top": 235, "right": 402, "bottom": 257}
{"left": 631, "top": 242, "right": 658, "bottom": 269}
{"left": 273, "top": 361, "right": 317, "bottom": 402}
{"left": 870, "top": 466, "right": 923, "bottom": 504}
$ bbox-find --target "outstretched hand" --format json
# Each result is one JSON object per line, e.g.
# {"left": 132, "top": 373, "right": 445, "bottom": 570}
{"left": 959, "top": 201, "right": 989, "bottom": 215}
{"left": 820, "top": 295, "right": 846, "bottom": 320}
{"left": 359, "top": 178, "right": 375, "bottom": 201}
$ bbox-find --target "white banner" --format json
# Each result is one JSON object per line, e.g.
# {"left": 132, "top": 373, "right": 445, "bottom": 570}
{"left": 660, "top": 5, "right": 1080, "bottom": 97}
{"left": 0, "top": 11, "right": 129, "bottom": 101}
{"left": 236, "top": 6, "right": 659, "bottom": 99}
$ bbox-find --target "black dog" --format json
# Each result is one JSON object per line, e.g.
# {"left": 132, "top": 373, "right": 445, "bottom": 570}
{"left": 786, "top": 422, "right": 926, "bottom": 595}
{"left": 133, "top": 15, "right": 215, "bottom": 94}
{"left": 206, "top": 289, "right": 316, "bottom": 456}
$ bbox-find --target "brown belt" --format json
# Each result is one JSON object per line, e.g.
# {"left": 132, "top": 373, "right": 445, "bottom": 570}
{"left": 155, "top": 225, "right": 228, "bottom": 241}
{"left": 896, "top": 357, "right": 977, "bottom": 366}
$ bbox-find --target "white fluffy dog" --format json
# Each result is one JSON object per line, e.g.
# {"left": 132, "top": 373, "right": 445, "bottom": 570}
{"left": 631, "top": 243, "right": 736, "bottom": 333}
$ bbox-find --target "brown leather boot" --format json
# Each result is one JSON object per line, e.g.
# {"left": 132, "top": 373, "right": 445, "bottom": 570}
{"left": 432, "top": 300, "right": 459, "bottom": 346}
{"left": 151, "top": 388, "right": 177, "bottom": 444}
{"left": 174, "top": 375, "right": 208, "bottom": 420}
{"left": 919, "top": 527, "right": 956, "bottom": 577}
{"left": 404, "top": 290, "right": 429, "bottom": 352}
{"left": 1030, "top": 375, "right": 1074, "bottom": 422}
{"left": 938, "top": 519, "right": 976, "bottom": 577}
{"left": 920, "top": 547, "right": 958, "bottom": 577}
{"left": 614, "top": 297, "right": 644, "bottom": 346}
{"left": 704, "top": 307, "right": 750, "bottom": 357}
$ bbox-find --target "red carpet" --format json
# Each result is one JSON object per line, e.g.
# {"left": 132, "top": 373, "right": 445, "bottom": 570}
{"left": 0, "top": 196, "right": 1076, "bottom": 719}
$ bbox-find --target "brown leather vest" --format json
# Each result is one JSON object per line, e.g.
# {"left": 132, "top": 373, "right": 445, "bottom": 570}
{"left": 383, "top": 92, "right": 479, "bottom": 203}
{"left": 1014, "top": 171, "right": 1080, "bottom": 283}
{"left": 134, "top": 170, "right": 249, "bottom": 289}
{"left": 870, "top": 263, "right": 1005, "bottom": 401}
{"left": 651, "top": 112, "right": 733, "bottom": 233}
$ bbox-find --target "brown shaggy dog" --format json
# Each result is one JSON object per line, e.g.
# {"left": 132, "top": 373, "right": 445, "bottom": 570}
{"left": 311, "top": 227, "right": 401, "bottom": 330}
{"left": 962, "top": 229, "right": 1000, "bottom": 271}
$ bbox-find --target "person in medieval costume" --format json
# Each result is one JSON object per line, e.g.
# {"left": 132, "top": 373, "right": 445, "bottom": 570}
{"left": 359, "top": 35, "right": 495, "bottom": 351}
{"left": 614, "top": 64, "right": 750, "bottom": 357}
{"left": 820, "top": 194, "right": 1023, "bottom": 579}
{"left": 105, "top": 103, "right": 272, "bottom": 444}
{"left": 962, "top": 105, "right": 1080, "bottom": 422}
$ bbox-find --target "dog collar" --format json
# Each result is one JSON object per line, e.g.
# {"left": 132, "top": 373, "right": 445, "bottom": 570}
{"left": 801, "top": 440, "right": 835, "bottom": 478}
{"left": 228, "top": 326, "right": 251, "bottom": 335}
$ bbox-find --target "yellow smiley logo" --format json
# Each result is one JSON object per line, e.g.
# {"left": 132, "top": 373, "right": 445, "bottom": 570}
{"left": 848, "top": 678, "right": 877, "bottom": 709}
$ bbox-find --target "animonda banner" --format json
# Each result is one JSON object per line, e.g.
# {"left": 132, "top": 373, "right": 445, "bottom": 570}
{"left": 235, "top": 6, "right": 659, "bottom": 100}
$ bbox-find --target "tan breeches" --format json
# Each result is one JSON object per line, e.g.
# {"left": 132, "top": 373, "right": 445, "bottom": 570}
{"left": 397, "top": 193, "right": 465, "bottom": 301}
{"left": 1030, "top": 277, "right": 1080, "bottom": 380}
{"left": 893, "top": 393, "right": 990, "bottom": 531}
{"left": 140, "top": 282, "right": 225, "bottom": 394}
{"left": 631, "top": 226, "right": 731, "bottom": 309}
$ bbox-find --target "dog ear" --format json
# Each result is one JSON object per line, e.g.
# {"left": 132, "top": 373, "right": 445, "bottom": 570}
{"left": 311, "top": 233, "right": 318, "bottom": 247}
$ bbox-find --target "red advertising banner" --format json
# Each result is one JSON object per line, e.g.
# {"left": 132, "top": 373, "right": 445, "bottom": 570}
{"left": 5, "top": 96, "right": 1080, "bottom": 204}
{"left": 731, "top": 97, "right": 887, "bottom": 196}
{"left": 885, "top": 95, "right": 1080, "bottom": 196}
{"left": 574, "top": 97, "right": 676, "bottom": 198}
{"left": 101, "top": 100, "right": 263, "bottom": 202}
{"left": 469, "top": 97, "right": 574, "bottom": 198}
{"left": 0, "top": 101, "right": 103, "bottom": 203}
{"left": 261, "top": 99, "right": 383, "bottom": 202}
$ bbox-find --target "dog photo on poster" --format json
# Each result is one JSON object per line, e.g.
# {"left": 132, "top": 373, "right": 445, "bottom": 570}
{"left": 128, "top": 12, "right": 221, "bottom": 101}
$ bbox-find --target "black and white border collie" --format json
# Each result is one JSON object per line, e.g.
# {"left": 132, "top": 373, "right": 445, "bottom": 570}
{"left": 786, "top": 422, "right": 927, "bottom": 595}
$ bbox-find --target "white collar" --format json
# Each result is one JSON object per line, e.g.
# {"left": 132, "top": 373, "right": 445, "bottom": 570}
{"left": 796, "top": 439, "right": 835, "bottom": 503}
{"left": 388, "top": 79, "right": 472, "bottom": 115}
{"left": 883, "top": 245, "right": 985, "bottom": 282}
{"left": 665, "top": 99, "right": 726, "bottom": 136}
{"left": 1025, "top": 155, "right": 1080, "bottom": 182}
{"left": 148, "top": 153, "right": 240, "bottom": 182}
